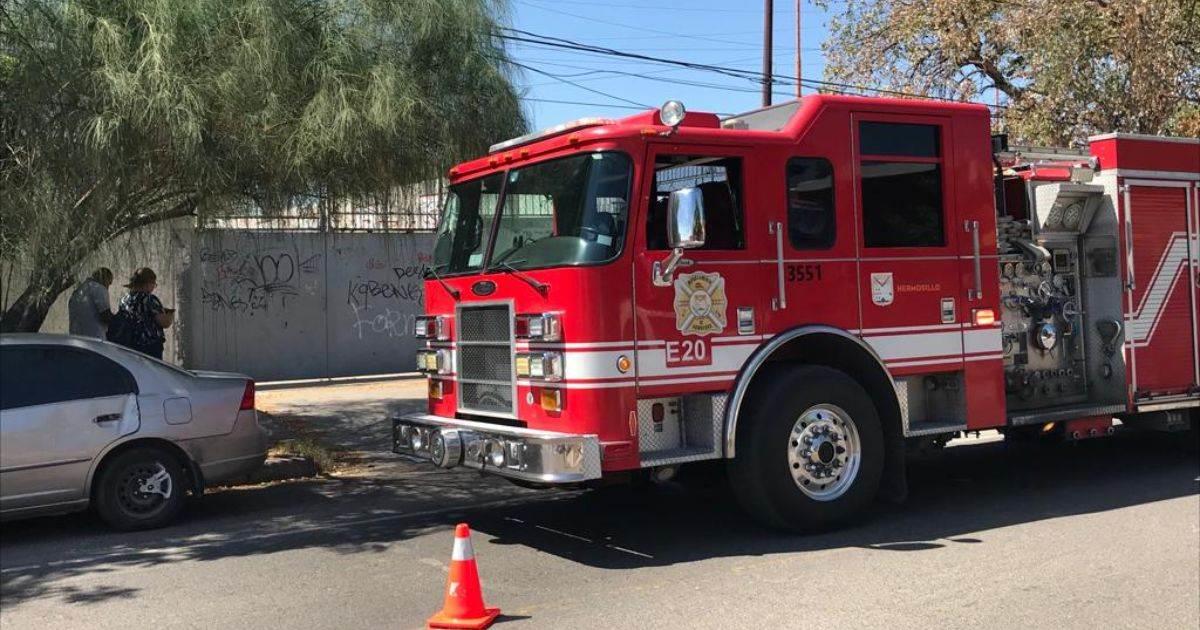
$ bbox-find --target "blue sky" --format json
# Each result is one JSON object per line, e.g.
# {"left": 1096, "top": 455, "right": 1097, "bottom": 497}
{"left": 503, "top": 0, "right": 835, "bottom": 129}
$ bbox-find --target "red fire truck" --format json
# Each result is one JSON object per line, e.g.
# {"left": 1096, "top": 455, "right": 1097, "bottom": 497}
{"left": 393, "top": 95, "right": 1200, "bottom": 530}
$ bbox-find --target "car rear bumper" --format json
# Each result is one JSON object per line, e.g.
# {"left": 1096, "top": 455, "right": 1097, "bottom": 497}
{"left": 192, "top": 409, "right": 269, "bottom": 485}
{"left": 391, "top": 413, "right": 602, "bottom": 484}
{"left": 199, "top": 450, "right": 268, "bottom": 484}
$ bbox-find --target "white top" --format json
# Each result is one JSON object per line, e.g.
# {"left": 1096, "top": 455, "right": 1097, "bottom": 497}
{"left": 68, "top": 279, "right": 111, "bottom": 339}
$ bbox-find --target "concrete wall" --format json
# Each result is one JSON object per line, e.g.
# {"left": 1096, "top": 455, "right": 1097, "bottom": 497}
{"left": 3, "top": 225, "right": 433, "bottom": 382}
{"left": 1, "top": 218, "right": 193, "bottom": 364}
{"left": 324, "top": 233, "right": 432, "bottom": 377}
{"left": 186, "top": 230, "right": 433, "bottom": 380}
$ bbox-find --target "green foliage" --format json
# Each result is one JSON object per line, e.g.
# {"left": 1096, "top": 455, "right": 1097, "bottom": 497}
{"left": 818, "top": 0, "right": 1200, "bottom": 146}
{"left": 0, "top": 0, "right": 526, "bottom": 331}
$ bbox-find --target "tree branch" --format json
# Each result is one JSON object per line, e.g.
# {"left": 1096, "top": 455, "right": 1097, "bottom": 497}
{"left": 106, "top": 197, "right": 197, "bottom": 242}
{"left": 962, "top": 45, "right": 1026, "bottom": 100}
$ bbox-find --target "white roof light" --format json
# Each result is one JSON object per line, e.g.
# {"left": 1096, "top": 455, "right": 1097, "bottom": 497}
{"left": 488, "top": 118, "right": 615, "bottom": 154}
{"left": 659, "top": 100, "right": 686, "bottom": 127}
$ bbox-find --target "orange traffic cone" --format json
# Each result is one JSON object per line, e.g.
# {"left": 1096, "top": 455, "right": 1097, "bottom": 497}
{"left": 428, "top": 523, "right": 501, "bottom": 630}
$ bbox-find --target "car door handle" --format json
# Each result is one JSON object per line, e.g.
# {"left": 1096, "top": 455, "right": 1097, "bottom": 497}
{"left": 94, "top": 413, "right": 122, "bottom": 424}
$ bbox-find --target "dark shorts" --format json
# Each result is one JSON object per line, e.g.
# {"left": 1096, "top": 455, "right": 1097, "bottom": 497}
{"left": 130, "top": 340, "right": 164, "bottom": 360}
{"left": 144, "top": 341, "right": 164, "bottom": 360}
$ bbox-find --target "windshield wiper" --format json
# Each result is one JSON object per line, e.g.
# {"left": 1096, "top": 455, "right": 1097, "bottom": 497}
{"left": 423, "top": 263, "right": 460, "bottom": 300}
{"left": 492, "top": 261, "right": 549, "bottom": 295}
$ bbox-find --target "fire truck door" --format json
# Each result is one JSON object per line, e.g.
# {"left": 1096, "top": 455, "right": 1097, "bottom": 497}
{"left": 1123, "top": 181, "right": 1199, "bottom": 397}
{"left": 852, "top": 115, "right": 967, "bottom": 380}
{"left": 632, "top": 146, "right": 769, "bottom": 399}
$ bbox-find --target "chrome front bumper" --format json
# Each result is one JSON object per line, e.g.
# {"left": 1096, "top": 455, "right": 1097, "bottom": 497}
{"left": 391, "top": 413, "right": 602, "bottom": 483}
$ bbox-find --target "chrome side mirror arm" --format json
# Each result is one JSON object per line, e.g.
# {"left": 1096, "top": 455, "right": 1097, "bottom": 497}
{"left": 652, "top": 248, "right": 693, "bottom": 287}
{"left": 652, "top": 184, "right": 704, "bottom": 286}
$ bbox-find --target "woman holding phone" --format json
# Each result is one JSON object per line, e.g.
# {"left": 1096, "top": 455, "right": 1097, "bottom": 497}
{"left": 108, "top": 267, "right": 175, "bottom": 360}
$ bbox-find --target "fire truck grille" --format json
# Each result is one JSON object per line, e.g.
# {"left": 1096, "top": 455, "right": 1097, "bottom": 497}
{"left": 456, "top": 304, "right": 514, "bottom": 416}
{"left": 458, "top": 346, "right": 513, "bottom": 381}
{"left": 458, "top": 305, "right": 511, "bottom": 342}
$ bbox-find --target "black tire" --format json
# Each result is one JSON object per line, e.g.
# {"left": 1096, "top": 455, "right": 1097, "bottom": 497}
{"left": 729, "top": 365, "right": 885, "bottom": 532}
{"left": 94, "top": 447, "right": 187, "bottom": 531}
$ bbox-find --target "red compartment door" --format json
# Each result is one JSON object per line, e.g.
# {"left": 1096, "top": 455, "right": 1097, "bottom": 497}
{"left": 1125, "top": 182, "right": 1198, "bottom": 397}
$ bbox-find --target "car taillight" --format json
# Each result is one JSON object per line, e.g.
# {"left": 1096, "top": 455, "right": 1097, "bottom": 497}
{"left": 240, "top": 380, "right": 255, "bottom": 410}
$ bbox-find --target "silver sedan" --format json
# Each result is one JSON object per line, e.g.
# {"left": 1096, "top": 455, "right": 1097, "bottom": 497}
{"left": 0, "top": 333, "right": 267, "bottom": 530}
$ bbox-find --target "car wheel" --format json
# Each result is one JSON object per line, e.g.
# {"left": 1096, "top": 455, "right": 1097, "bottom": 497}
{"left": 94, "top": 447, "right": 187, "bottom": 531}
{"left": 729, "top": 365, "right": 884, "bottom": 532}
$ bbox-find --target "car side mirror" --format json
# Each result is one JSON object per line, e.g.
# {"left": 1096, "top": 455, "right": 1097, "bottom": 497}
{"left": 667, "top": 187, "right": 706, "bottom": 249}
{"left": 653, "top": 188, "right": 706, "bottom": 287}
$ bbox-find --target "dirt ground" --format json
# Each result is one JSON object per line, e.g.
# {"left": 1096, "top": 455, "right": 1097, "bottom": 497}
{"left": 256, "top": 376, "right": 428, "bottom": 475}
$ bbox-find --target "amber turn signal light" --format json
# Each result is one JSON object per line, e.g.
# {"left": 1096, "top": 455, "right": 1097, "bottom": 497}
{"left": 972, "top": 308, "right": 996, "bottom": 326}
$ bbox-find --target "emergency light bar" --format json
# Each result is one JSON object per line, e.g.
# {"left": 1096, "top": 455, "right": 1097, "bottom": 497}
{"left": 488, "top": 118, "right": 615, "bottom": 154}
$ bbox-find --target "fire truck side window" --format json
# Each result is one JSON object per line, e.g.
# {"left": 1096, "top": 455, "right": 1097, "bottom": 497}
{"left": 858, "top": 122, "right": 946, "bottom": 248}
{"left": 786, "top": 157, "right": 835, "bottom": 249}
{"left": 648, "top": 156, "right": 745, "bottom": 250}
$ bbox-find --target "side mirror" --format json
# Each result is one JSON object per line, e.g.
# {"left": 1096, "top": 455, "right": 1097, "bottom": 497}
{"left": 653, "top": 188, "right": 706, "bottom": 287}
{"left": 667, "top": 187, "right": 706, "bottom": 249}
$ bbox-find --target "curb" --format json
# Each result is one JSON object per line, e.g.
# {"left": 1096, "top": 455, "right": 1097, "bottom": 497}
{"left": 224, "top": 456, "right": 320, "bottom": 486}
{"left": 257, "top": 372, "right": 423, "bottom": 391}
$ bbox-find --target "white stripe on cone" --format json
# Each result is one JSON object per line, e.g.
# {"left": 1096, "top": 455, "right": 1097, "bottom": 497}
{"left": 451, "top": 534, "right": 474, "bottom": 561}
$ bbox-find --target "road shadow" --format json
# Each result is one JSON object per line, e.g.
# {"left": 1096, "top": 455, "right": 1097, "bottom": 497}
{"left": 468, "top": 432, "right": 1199, "bottom": 568}
{"left": 259, "top": 397, "right": 423, "bottom": 455}
{"left": 1, "top": 432, "right": 1196, "bottom": 610}
{"left": 0, "top": 462, "right": 542, "bottom": 609}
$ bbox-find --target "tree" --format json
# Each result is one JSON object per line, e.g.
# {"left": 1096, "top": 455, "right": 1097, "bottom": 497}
{"left": 818, "top": 0, "right": 1200, "bottom": 145}
{"left": 0, "top": 0, "right": 526, "bottom": 332}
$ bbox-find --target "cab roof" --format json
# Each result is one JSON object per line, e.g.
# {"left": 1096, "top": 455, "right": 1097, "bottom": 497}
{"left": 451, "top": 94, "right": 991, "bottom": 181}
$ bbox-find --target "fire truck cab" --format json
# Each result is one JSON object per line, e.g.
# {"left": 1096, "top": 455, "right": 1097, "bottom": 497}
{"left": 394, "top": 95, "right": 1200, "bottom": 530}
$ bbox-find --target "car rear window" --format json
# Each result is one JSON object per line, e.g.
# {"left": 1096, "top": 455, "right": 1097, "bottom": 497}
{"left": 0, "top": 345, "right": 138, "bottom": 410}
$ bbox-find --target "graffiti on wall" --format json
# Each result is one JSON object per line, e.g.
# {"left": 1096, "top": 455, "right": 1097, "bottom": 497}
{"left": 346, "top": 253, "right": 431, "bottom": 339}
{"left": 199, "top": 245, "right": 323, "bottom": 315}
{"left": 189, "top": 231, "right": 437, "bottom": 380}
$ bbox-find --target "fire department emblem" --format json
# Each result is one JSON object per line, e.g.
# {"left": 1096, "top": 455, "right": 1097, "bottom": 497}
{"left": 674, "top": 272, "right": 728, "bottom": 336}
{"left": 871, "top": 272, "right": 894, "bottom": 306}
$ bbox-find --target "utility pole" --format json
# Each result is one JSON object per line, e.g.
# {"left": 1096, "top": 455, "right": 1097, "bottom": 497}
{"left": 795, "top": 0, "right": 802, "bottom": 99}
{"left": 762, "top": 0, "right": 773, "bottom": 107}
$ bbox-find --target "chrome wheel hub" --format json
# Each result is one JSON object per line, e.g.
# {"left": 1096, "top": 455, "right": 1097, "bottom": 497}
{"left": 118, "top": 462, "right": 173, "bottom": 515}
{"left": 137, "top": 465, "right": 173, "bottom": 498}
{"left": 786, "top": 404, "right": 861, "bottom": 501}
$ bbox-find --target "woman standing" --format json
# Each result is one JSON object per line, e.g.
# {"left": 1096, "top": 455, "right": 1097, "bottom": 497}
{"left": 109, "top": 267, "right": 175, "bottom": 359}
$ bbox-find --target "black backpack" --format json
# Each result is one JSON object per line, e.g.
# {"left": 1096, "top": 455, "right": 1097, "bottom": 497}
{"left": 106, "top": 309, "right": 137, "bottom": 347}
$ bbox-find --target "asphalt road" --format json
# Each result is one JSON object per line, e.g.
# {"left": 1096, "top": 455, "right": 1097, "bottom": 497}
{"left": 1, "top": 418, "right": 1197, "bottom": 629}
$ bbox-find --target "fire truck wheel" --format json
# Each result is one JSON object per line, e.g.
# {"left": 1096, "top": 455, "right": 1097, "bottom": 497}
{"left": 729, "top": 364, "right": 884, "bottom": 532}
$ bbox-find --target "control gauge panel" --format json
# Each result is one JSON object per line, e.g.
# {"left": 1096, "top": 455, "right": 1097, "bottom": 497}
{"left": 1061, "top": 202, "right": 1084, "bottom": 230}
{"left": 1032, "top": 183, "right": 1103, "bottom": 236}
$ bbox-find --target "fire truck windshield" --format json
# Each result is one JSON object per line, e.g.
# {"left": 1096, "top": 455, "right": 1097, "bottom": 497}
{"left": 432, "top": 152, "right": 632, "bottom": 275}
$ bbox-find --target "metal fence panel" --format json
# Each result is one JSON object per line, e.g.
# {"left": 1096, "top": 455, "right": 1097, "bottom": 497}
{"left": 188, "top": 230, "right": 434, "bottom": 381}
{"left": 190, "top": 231, "right": 329, "bottom": 381}
{"left": 325, "top": 232, "right": 434, "bottom": 377}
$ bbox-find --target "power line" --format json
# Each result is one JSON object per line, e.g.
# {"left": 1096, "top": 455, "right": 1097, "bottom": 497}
{"left": 508, "top": 41, "right": 825, "bottom": 53}
{"left": 516, "top": 1, "right": 775, "bottom": 47}
{"left": 498, "top": 27, "right": 1010, "bottom": 110}
{"left": 522, "top": 64, "right": 764, "bottom": 94}
{"left": 524, "top": 98, "right": 647, "bottom": 111}
{"left": 519, "top": 0, "right": 763, "bottom": 13}
{"left": 508, "top": 60, "right": 654, "bottom": 108}
{"left": 499, "top": 29, "right": 772, "bottom": 84}
{"left": 524, "top": 97, "right": 738, "bottom": 118}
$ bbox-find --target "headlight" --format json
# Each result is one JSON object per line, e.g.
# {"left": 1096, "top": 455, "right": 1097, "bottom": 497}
{"left": 414, "top": 315, "right": 448, "bottom": 340}
{"left": 516, "top": 351, "right": 563, "bottom": 382}
{"left": 516, "top": 313, "right": 561, "bottom": 342}
{"left": 416, "top": 349, "right": 450, "bottom": 374}
{"left": 514, "top": 354, "right": 532, "bottom": 378}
